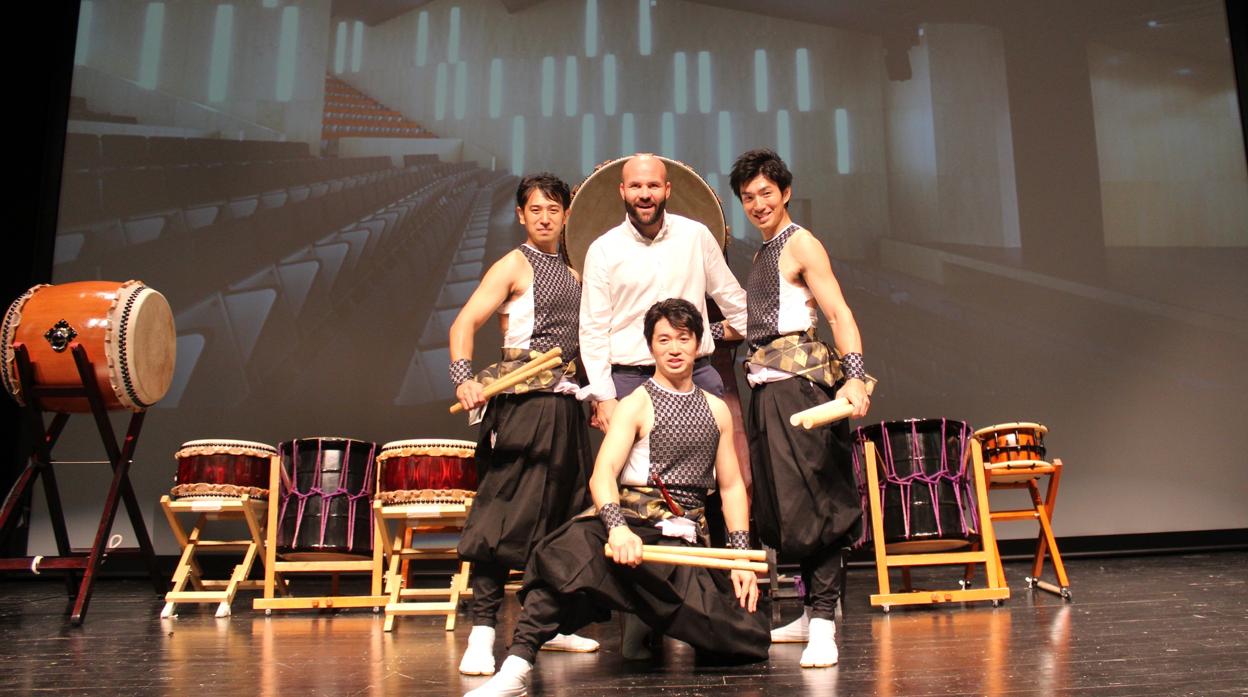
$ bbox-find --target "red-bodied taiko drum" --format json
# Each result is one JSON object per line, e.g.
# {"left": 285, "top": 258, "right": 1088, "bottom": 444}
{"left": 171, "top": 439, "right": 276, "bottom": 500}
{"left": 1, "top": 280, "right": 176, "bottom": 412}
{"left": 375, "top": 439, "right": 478, "bottom": 506}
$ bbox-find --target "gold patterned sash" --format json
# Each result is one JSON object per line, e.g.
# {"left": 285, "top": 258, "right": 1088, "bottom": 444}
{"left": 744, "top": 330, "right": 844, "bottom": 388}
{"left": 475, "top": 347, "right": 579, "bottom": 395}
{"left": 575, "top": 487, "right": 708, "bottom": 541}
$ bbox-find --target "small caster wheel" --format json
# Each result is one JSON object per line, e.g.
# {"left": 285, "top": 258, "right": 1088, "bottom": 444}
{"left": 265, "top": 609, "right": 272, "bottom": 616}
{"left": 373, "top": 606, "right": 381, "bottom": 613}
{"left": 881, "top": 605, "right": 890, "bottom": 613}
{"left": 959, "top": 579, "right": 973, "bottom": 590}
{"left": 1024, "top": 576, "right": 1036, "bottom": 588}
{"left": 991, "top": 599, "right": 1001, "bottom": 607}
{"left": 1061, "top": 588, "right": 1072, "bottom": 601}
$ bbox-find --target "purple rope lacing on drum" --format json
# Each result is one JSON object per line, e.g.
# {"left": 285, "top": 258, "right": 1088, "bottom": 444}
{"left": 279, "top": 439, "right": 377, "bottom": 552}
{"left": 877, "top": 419, "right": 977, "bottom": 540}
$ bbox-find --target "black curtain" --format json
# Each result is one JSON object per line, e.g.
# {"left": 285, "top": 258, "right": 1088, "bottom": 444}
{"left": 0, "top": 1, "right": 77, "bottom": 556}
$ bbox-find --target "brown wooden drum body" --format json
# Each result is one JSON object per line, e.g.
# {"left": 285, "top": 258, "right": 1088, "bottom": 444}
{"left": 375, "top": 439, "right": 477, "bottom": 505}
{"left": 172, "top": 439, "right": 276, "bottom": 499}
{"left": 1, "top": 280, "right": 175, "bottom": 412}
{"left": 974, "top": 422, "right": 1048, "bottom": 467}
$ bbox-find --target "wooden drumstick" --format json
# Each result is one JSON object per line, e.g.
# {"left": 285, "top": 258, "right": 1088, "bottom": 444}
{"left": 789, "top": 379, "right": 877, "bottom": 429}
{"left": 603, "top": 543, "right": 769, "bottom": 573}
{"left": 448, "top": 347, "right": 562, "bottom": 414}
{"left": 639, "top": 544, "right": 767, "bottom": 562}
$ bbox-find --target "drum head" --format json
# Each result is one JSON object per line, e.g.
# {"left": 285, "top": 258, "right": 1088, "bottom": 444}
{"left": 378, "top": 438, "right": 477, "bottom": 461}
{"left": 973, "top": 421, "right": 1047, "bottom": 438}
{"left": 176, "top": 439, "right": 277, "bottom": 458}
{"left": 563, "top": 156, "right": 726, "bottom": 274}
{"left": 112, "top": 284, "right": 176, "bottom": 409}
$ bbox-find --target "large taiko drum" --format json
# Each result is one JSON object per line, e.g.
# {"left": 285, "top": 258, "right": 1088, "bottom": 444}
{"left": 563, "top": 155, "right": 727, "bottom": 274}
{"left": 1, "top": 280, "right": 175, "bottom": 412}
{"left": 852, "top": 418, "right": 980, "bottom": 553}
{"left": 276, "top": 437, "right": 377, "bottom": 557}
{"left": 375, "top": 439, "right": 478, "bottom": 506}
{"left": 171, "top": 439, "right": 276, "bottom": 499}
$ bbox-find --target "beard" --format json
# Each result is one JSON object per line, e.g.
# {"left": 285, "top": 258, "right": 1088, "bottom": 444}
{"left": 625, "top": 197, "right": 667, "bottom": 230}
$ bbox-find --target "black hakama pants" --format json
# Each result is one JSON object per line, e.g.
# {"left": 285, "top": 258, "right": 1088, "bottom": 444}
{"left": 457, "top": 392, "right": 592, "bottom": 625}
{"left": 507, "top": 516, "right": 771, "bottom": 663}
{"left": 748, "top": 377, "right": 861, "bottom": 620}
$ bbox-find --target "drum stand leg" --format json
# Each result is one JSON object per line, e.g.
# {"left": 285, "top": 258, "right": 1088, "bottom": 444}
{"left": 0, "top": 343, "right": 165, "bottom": 625}
{"left": 160, "top": 495, "right": 271, "bottom": 618}
{"left": 376, "top": 500, "right": 472, "bottom": 632}
{"left": 1023, "top": 460, "right": 1071, "bottom": 600}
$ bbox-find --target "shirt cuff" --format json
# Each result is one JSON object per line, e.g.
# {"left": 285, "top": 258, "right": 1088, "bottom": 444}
{"left": 575, "top": 381, "right": 618, "bottom": 403}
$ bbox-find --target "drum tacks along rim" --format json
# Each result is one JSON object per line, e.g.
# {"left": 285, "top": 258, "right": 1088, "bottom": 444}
{"left": 375, "top": 438, "right": 478, "bottom": 505}
{"left": 1, "top": 280, "right": 176, "bottom": 411}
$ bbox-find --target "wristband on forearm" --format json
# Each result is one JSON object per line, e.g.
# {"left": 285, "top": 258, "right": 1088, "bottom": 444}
{"left": 841, "top": 352, "right": 866, "bottom": 381}
{"left": 449, "top": 359, "right": 474, "bottom": 385}
{"left": 710, "top": 320, "right": 725, "bottom": 341}
{"left": 598, "top": 502, "right": 627, "bottom": 529}
{"left": 726, "top": 530, "right": 751, "bottom": 550}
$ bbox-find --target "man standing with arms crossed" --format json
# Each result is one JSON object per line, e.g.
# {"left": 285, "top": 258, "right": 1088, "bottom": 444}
{"left": 730, "top": 149, "right": 871, "bottom": 668}
{"left": 449, "top": 173, "right": 599, "bottom": 677}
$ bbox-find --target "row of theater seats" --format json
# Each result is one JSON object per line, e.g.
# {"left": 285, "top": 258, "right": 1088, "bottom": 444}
{"left": 64, "top": 133, "right": 310, "bottom": 170}
{"left": 55, "top": 159, "right": 468, "bottom": 289}
{"left": 164, "top": 169, "right": 487, "bottom": 407}
{"left": 59, "top": 156, "right": 394, "bottom": 228}
{"left": 395, "top": 174, "right": 521, "bottom": 405}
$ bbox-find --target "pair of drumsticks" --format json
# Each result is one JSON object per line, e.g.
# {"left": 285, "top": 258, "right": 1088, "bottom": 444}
{"left": 450, "top": 347, "right": 877, "bottom": 428}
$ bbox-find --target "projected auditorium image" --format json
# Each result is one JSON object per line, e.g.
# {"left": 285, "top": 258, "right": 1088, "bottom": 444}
{"left": 1, "top": 1, "right": 1245, "bottom": 695}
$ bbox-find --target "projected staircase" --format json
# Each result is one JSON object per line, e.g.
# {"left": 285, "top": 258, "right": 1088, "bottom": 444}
{"left": 323, "top": 75, "right": 429, "bottom": 139}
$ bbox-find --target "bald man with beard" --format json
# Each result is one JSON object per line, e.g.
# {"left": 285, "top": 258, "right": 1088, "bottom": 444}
{"left": 577, "top": 154, "right": 748, "bottom": 432}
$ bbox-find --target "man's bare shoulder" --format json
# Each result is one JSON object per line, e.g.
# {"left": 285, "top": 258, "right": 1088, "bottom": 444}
{"left": 702, "top": 390, "right": 732, "bottom": 426}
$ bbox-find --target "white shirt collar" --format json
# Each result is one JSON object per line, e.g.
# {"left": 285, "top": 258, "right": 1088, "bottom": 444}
{"left": 623, "top": 214, "right": 669, "bottom": 244}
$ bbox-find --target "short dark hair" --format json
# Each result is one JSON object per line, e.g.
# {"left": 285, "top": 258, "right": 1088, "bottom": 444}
{"left": 515, "top": 172, "right": 571, "bottom": 209}
{"left": 729, "top": 148, "right": 793, "bottom": 203}
{"left": 643, "top": 298, "right": 704, "bottom": 345}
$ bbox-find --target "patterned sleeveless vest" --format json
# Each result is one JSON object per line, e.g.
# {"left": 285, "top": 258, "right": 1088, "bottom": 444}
{"left": 642, "top": 379, "right": 719, "bottom": 510}
{"left": 745, "top": 223, "right": 800, "bottom": 351}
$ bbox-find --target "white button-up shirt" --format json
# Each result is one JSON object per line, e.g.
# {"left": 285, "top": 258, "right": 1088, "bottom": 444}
{"left": 577, "top": 212, "right": 748, "bottom": 402}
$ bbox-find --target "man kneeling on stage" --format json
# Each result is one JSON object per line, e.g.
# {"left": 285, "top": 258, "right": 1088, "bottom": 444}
{"left": 466, "top": 299, "right": 770, "bottom": 697}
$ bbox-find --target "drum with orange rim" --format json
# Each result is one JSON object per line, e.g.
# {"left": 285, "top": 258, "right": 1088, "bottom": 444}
{"left": 974, "top": 422, "right": 1049, "bottom": 466}
{"left": 375, "top": 439, "right": 478, "bottom": 506}
{"left": 1, "top": 280, "right": 175, "bottom": 412}
{"left": 562, "top": 155, "right": 727, "bottom": 274}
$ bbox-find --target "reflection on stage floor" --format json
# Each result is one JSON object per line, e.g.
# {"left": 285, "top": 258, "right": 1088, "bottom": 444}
{"left": 1, "top": 552, "right": 1245, "bottom": 696}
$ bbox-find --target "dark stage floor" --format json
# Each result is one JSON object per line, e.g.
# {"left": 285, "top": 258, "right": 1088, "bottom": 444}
{"left": 2, "top": 552, "right": 1246, "bottom": 696}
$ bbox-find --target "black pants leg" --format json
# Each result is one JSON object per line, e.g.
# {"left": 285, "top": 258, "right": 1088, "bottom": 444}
{"left": 800, "top": 546, "right": 844, "bottom": 621}
{"left": 469, "top": 561, "right": 510, "bottom": 627}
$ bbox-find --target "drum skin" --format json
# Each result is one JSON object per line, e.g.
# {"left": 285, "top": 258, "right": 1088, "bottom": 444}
{"left": 277, "top": 437, "right": 377, "bottom": 556}
{"left": 852, "top": 418, "right": 980, "bottom": 552}
{"left": 172, "top": 439, "right": 276, "bottom": 499}
{"left": 974, "top": 422, "right": 1048, "bottom": 465}
{"left": 562, "top": 156, "right": 727, "bottom": 275}
{"left": 1, "top": 281, "right": 175, "bottom": 412}
{"left": 376, "top": 439, "right": 477, "bottom": 502}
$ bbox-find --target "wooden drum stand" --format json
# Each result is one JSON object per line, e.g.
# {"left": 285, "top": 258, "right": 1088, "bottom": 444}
{"left": 0, "top": 343, "right": 164, "bottom": 624}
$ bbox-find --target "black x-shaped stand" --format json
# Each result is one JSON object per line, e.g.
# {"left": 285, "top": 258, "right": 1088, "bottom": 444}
{"left": 0, "top": 342, "right": 164, "bottom": 625}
